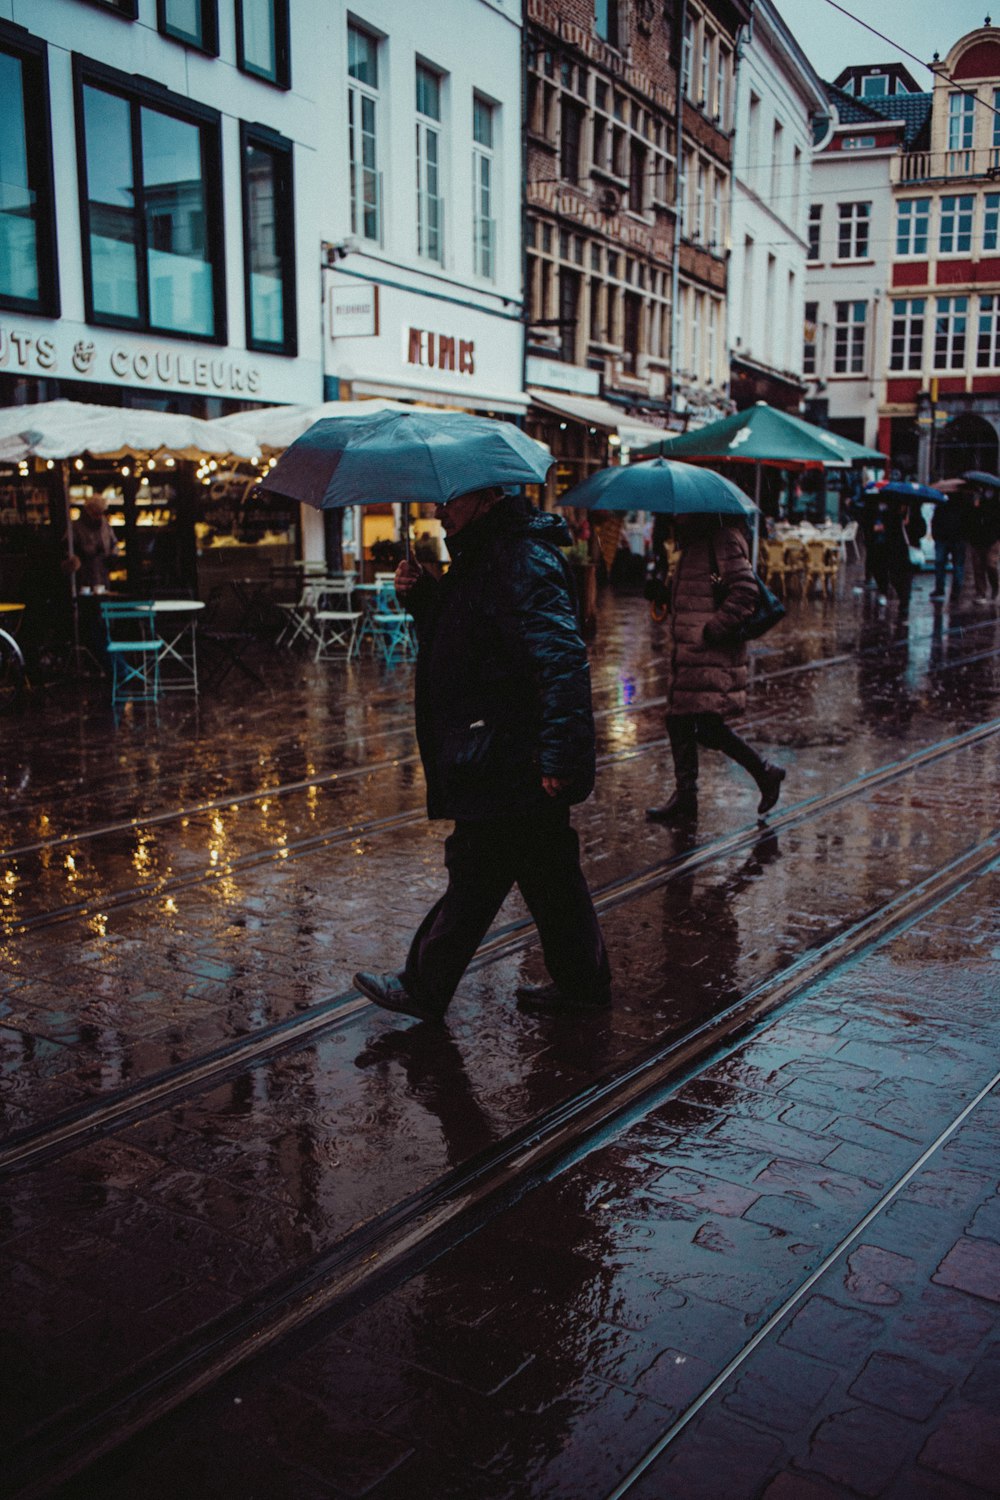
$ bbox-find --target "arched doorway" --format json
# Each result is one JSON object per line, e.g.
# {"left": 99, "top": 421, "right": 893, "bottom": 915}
{"left": 933, "top": 412, "right": 999, "bottom": 478}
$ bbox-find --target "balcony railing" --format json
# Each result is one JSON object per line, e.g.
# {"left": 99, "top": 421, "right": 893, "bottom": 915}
{"left": 896, "top": 146, "right": 1000, "bottom": 184}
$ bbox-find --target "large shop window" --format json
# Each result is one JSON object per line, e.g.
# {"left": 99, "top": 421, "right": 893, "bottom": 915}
{"left": 76, "top": 63, "right": 224, "bottom": 341}
{"left": 0, "top": 29, "right": 59, "bottom": 315}
{"left": 236, "top": 0, "right": 290, "bottom": 88}
{"left": 241, "top": 124, "right": 296, "bottom": 355}
{"left": 157, "top": 0, "right": 219, "bottom": 55}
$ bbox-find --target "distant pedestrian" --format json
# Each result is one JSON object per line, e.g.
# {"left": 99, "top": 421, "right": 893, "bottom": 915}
{"left": 964, "top": 486, "right": 1000, "bottom": 602}
{"left": 68, "top": 493, "right": 119, "bottom": 594}
{"left": 930, "top": 487, "right": 967, "bottom": 603}
{"left": 866, "top": 493, "right": 925, "bottom": 618}
{"left": 354, "top": 487, "right": 611, "bottom": 1020}
{"left": 646, "top": 513, "right": 785, "bottom": 827}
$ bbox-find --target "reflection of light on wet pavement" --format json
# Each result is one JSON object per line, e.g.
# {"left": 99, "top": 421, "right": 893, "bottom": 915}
{"left": 606, "top": 713, "right": 638, "bottom": 746}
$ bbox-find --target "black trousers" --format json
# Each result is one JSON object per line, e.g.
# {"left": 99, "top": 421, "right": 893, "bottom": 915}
{"left": 667, "top": 712, "right": 767, "bottom": 790}
{"left": 403, "top": 806, "right": 610, "bottom": 1009}
{"left": 869, "top": 547, "right": 912, "bottom": 609}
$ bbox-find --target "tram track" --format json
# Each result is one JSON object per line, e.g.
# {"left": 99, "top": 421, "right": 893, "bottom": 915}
{"left": 5, "top": 620, "right": 1000, "bottom": 932}
{"left": 4, "top": 713, "right": 999, "bottom": 1176}
{"left": 7, "top": 817, "right": 1000, "bottom": 1500}
{"left": 5, "top": 607, "right": 998, "bottom": 863}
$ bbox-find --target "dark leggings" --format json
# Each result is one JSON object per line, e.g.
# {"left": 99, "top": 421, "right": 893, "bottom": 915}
{"left": 667, "top": 712, "right": 768, "bottom": 791}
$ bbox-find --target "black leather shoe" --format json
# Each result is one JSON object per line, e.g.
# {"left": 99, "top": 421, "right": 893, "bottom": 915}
{"left": 646, "top": 791, "right": 698, "bottom": 824}
{"left": 354, "top": 971, "right": 445, "bottom": 1022}
{"left": 756, "top": 765, "right": 786, "bottom": 817}
{"left": 516, "top": 981, "right": 611, "bottom": 1015}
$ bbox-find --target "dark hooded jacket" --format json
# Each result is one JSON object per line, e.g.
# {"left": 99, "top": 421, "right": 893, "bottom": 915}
{"left": 406, "top": 499, "right": 596, "bottom": 821}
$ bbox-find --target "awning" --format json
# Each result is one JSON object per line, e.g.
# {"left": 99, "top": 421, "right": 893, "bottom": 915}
{"left": 527, "top": 389, "right": 668, "bottom": 448}
{"left": 350, "top": 380, "right": 528, "bottom": 416}
{"left": 0, "top": 399, "right": 260, "bottom": 463}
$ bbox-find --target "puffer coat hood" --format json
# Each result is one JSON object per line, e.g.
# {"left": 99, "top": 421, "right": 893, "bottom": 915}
{"left": 407, "top": 498, "right": 595, "bottom": 820}
{"left": 666, "top": 521, "right": 759, "bottom": 719}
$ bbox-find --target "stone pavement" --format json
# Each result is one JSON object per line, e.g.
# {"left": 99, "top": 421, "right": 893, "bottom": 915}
{"left": 2, "top": 572, "right": 1000, "bottom": 1496}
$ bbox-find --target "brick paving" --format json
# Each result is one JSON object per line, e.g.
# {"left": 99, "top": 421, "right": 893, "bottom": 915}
{"left": 2, "top": 577, "right": 1000, "bottom": 1496}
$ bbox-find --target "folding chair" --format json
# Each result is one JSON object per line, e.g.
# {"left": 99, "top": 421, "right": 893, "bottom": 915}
{"left": 370, "top": 579, "right": 416, "bottom": 665}
{"left": 314, "top": 578, "right": 362, "bottom": 659}
{"left": 100, "top": 600, "right": 164, "bottom": 710}
{"left": 198, "top": 584, "right": 266, "bottom": 689}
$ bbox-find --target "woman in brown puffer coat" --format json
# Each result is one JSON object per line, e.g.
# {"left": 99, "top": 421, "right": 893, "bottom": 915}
{"left": 646, "top": 513, "right": 785, "bottom": 826}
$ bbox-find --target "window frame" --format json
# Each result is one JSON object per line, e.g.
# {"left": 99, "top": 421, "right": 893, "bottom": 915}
{"left": 73, "top": 55, "right": 226, "bottom": 343}
{"left": 0, "top": 22, "right": 60, "bottom": 317}
{"left": 833, "top": 299, "right": 866, "bottom": 374}
{"left": 472, "top": 93, "right": 496, "bottom": 280}
{"left": 984, "top": 192, "right": 1000, "bottom": 253}
{"left": 807, "top": 203, "right": 821, "bottom": 262}
{"left": 888, "top": 297, "right": 925, "bottom": 372}
{"left": 240, "top": 121, "right": 296, "bottom": 356}
{"left": 837, "top": 200, "right": 871, "bottom": 260}
{"left": 895, "top": 197, "right": 930, "bottom": 257}
{"left": 235, "top": 0, "right": 290, "bottom": 89}
{"left": 347, "top": 21, "right": 382, "bottom": 246}
{"left": 79, "top": 0, "right": 138, "bottom": 16}
{"left": 933, "top": 295, "right": 968, "bottom": 371}
{"left": 977, "top": 294, "right": 1000, "bottom": 368}
{"left": 803, "top": 300, "right": 818, "bottom": 376}
{"left": 156, "top": 0, "right": 219, "bottom": 55}
{"left": 947, "top": 91, "right": 975, "bottom": 152}
{"left": 939, "top": 193, "right": 974, "bottom": 255}
{"left": 415, "top": 60, "right": 445, "bottom": 265}
{"left": 594, "top": 0, "right": 620, "bottom": 49}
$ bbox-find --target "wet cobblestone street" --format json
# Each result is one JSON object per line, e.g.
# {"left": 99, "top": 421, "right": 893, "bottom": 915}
{"left": 3, "top": 569, "right": 1000, "bottom": 1498}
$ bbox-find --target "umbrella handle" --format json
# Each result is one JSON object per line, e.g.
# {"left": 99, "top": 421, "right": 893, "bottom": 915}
{"left": 404, "top": 502, "right": 411, "bottom": 563}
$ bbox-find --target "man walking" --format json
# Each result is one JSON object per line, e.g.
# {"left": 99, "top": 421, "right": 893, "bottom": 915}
{"left": 354, "top": 487, "right": 610, "bottom": 1021}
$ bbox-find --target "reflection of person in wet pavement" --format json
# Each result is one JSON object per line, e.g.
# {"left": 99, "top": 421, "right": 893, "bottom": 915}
{"left": 646, "top": 514, "right": 785, "bottom": 827}
{"left": 855, "top": 617, "right": 919, "bottom": 735}
{"left": 356, "top": 1025, "right": 496, "bottom": 1169}
{"left": 354, "top": 487, "right": 611, "bottom": 1021}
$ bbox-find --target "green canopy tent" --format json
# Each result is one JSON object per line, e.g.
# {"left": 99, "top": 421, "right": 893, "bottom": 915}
{"left": 632, "top": 402, "right": 886, "bottom": 564}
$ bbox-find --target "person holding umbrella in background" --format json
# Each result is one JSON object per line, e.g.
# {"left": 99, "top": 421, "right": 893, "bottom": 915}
{"left": 962, "top": 474, "right": 1000, "bottom": 603}
{"left": 862, "top": 484, "right": 926, "bottom": 619}
{"left": 560, "top": 457, "right": 786, "bottom": 829}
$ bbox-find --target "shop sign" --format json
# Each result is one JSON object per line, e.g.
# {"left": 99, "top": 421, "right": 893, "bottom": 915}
{"left": 405, "top": 326, "right": 475, "bottom": 375}
{"left": 330, "top": 284, "right": 379, "bottom": 338}
{"left": 526, "top": 356, "right": 600, "bottom": 396}
{"left": 0, "top": 324, "right": 262, "bottom": 395}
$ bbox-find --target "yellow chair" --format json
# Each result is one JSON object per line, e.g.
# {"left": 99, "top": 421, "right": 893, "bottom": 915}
{"left": 805, "top": 537, "right": 839, "bottom": 597}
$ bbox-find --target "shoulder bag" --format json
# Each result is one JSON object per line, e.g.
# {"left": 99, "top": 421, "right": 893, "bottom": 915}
{"left": 708, "top": 535, "right": 786, "bottom": 643}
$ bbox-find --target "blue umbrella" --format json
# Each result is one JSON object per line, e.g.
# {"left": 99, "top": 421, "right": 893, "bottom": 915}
{"left": 963, "top": 470, "right": 1000, "bottom": 489}
{"left": 260, "top": 408, "right": 553, "bottom": 510}
{"left": 864, "top": 479, "right": 948, "bottom": 503}
{"left": 561, "top": 457, "right": 756, "bottom": 516}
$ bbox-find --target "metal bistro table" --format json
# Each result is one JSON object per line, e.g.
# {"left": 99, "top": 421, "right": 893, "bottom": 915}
{"left": 152, "top": 599, "right": 205, "bottom": 693}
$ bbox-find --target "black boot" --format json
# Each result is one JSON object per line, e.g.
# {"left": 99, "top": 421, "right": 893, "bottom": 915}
{"left": 755, "top": 764, "right": 786, "bottom": 816}
{"left": 648, "top": 717, "right": 698, "bottom": 824}
{"left": 646, "top": 790, "right": 698, "bottom": 824}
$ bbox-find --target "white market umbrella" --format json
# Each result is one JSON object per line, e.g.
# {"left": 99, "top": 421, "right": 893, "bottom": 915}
{"left": 0, "top": 399, "right": 260, "bottom": 463}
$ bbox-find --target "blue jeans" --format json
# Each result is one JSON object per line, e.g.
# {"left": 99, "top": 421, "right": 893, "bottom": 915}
{"left": 934, "top": 539, "right": 966, "bottom": 596}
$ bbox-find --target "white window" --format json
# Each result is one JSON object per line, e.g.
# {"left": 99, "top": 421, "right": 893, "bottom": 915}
{"left": 691, "top": 289, "right": 702, "bottom": 378}
{"left": 700, "top": 29, "right": 711, "bottom": 107}
{"left": 985, "top": 192, "right": 1000, "bottom": 252}
{"left": 682, "top": 15, "right": 694, "bottom": 99}
{"left": 716, "top": 46, "right": 728, "bottom": 127}
{"left": 978, "top": 295, "right": 1000, "bottom": 367}
{"left": 834, "top": 300, "right": 866, "bottom": 373}
{"left": 896, "top": 198, "right": 929, "bottom": 256}
{"left": 934, "top": 296, "right": 968, "bottom": 370}
{"left": 771, "top": 120, "right": 783, "bottom": 203}
{"left": 472, "top": 95, "right": 495, "bottom": 279}
{"left": 808, "top": 203, "right": 821, "bottom": 261}
{"left": 348, "top": 24, "right": 381, "bottom": 244}
{"left": 695, "top": 161, "right": 706, "bottom": 241}
{"left": 948, "top": 92, "right": 975, "bottom": 151}
{"left": 889, "top": 298, "right": 925, "bottom": 371}
{"left": 707, "top": 295, "right": 717, "bottom": 382}
{"left": 940, "top": 194, "right": 974, "bottom": 254}
{"left": 803, "top": 300, "right": 818, "bottom": 375}
{"left": 837, "top": 201, "right": 870, "bottom": 259}
{"left": 710, "top": 175, "right": 721, "bottom": 247}
{"left": 416, "top": 63, "right": 444, "bottom": 263}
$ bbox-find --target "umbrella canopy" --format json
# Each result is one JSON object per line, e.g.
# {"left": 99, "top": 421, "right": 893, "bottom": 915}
{"left": 211, "top": 397, "right": 418, "bottom": 453}
{"left": 260, "top": 408, "right": 553, "bottom": 510}
{"left": 0, "top": 399, "right": 259, "bottom": 462}
{"left": 561, "top": 458, "right": 756, "bottom": 516}
{"left": 931, "top": 477, "right": 968, "bottom": 494}
{"left": 963, "top": 470, "right": 1000, "bottom": 489}
{"left": 863, "top": 479, "right": 948, "bottom": 503}
{"left": 634, "top": 402, "right": 885, "bottom": 468}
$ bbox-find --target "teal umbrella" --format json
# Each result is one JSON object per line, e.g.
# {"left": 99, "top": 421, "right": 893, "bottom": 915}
{"left": 562, "top": 458, "right": 755, "bottom": 516}
{"left": 632, "top": 402, "right": 885, "bottom": 467}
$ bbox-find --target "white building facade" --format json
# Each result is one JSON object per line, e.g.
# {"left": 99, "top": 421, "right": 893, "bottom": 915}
{"left": 319, "top": 0, "right": 525, "bottom": 419}
{"left": 727, "top": 0, "right": 826, "bottom": 411}
{"left": 0, "top": 0, "right": 323, "bottom": 413}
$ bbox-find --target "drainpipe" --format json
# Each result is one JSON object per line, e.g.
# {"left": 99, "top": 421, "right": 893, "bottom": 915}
{"left": 669, "top": 0, "right": 687, "bottom": 421}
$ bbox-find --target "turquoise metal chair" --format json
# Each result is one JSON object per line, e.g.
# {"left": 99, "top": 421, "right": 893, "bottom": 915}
{"left": 370, "top": 580, "right": 416, "bottom": 665}
{"left": 100, "top": 600, "right": 164, "bottom": 709}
